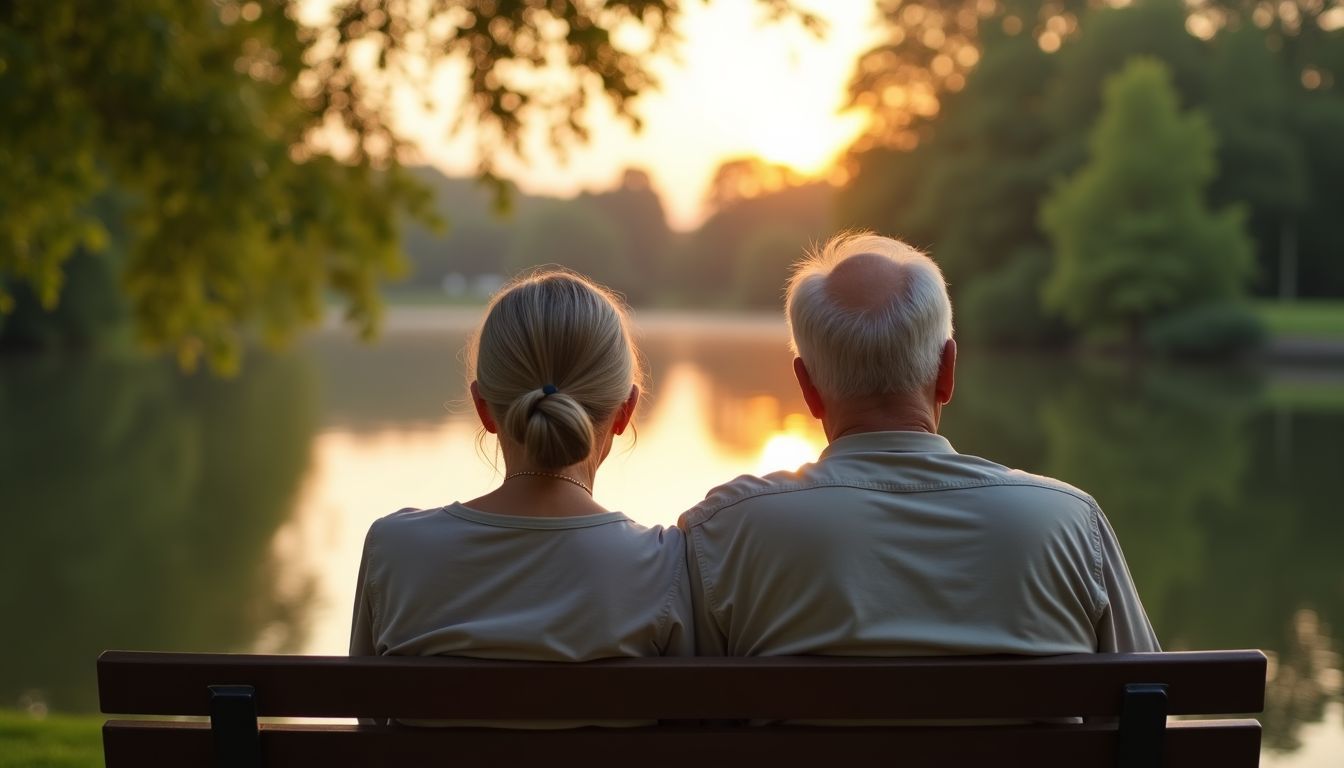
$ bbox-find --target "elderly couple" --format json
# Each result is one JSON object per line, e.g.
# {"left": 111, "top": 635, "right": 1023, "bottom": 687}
{"left": 350, "top": 232, "right": 1159, "bottom": 666}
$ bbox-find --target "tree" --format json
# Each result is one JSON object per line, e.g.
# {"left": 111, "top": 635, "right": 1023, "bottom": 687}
{"left": 1292, "top": 95, "right": 1344, "bottom": 297}
{"left": 1040, "top": 58, "right": 1254, "bottom": 349}
{"left": 703, "top": 157, "right": 812, "bottom": 214}
{"left": 731, "top": 226, "right": 813, "bottom": 309}
{"left": 846, "top": 0, "right": 1091, "bottom": 152}
{"left": 846, "top": 0, "right": 1341, "bottom": 153}
{"left": 844, "top": 0, "right": 1344, "bottom": 317}
{"left": 1204, "top": 25, "right": 1308, "bottom": 297}
{"left": 674, "top": 162, "right": 832, "bottom": 306}
{"left": 837, "top": 36, "right": 1070, "bottom": 345}
{"left": 581, "top": 169, "right": 673, "bottom": 305}
{"left": 0, "top": 1, "right": 816, "bottom": 371}
{"left": 505, "top": 199, "right": 630, "bottom": 291}
{"left": 1039, "top": 2, "right": 1211, "bottom": 172}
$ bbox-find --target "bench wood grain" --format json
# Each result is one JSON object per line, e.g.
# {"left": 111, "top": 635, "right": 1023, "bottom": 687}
{"left": 98, "top": 649, "right": 1267, "bottom": 767}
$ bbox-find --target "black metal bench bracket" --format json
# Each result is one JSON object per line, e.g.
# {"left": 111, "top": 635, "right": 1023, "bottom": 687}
{"left": 210, "top": 684, "right": 261, "bottom": 768}
{"left": 1118, "top": 682, "right": 1169, "bottom": 768}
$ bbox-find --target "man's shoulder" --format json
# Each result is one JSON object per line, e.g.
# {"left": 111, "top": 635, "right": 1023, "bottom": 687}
{"left": 989, "top": 467, "right": 1101, "bottom": 511}
{"left": 678, "top": 469, "right": 810, "bottom": 529}
{"left": 677, "top": 458, "right": 1102, "bottom": 531}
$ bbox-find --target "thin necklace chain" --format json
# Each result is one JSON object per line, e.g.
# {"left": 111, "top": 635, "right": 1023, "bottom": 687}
{"left": 504, "top": 470, "right": 593, "bottom": 495}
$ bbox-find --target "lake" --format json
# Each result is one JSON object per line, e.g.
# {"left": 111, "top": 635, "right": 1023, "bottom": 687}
{"left": 1, "top": 309, "right": 1341, "bottom": 765}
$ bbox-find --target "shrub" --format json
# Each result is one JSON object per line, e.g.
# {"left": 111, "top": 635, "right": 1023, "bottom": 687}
{"left": 959, "top": 248, "right": 1069, "bottom": 347}
{"left": 1145, "top": 303, "right": 1266, "bottom": 358}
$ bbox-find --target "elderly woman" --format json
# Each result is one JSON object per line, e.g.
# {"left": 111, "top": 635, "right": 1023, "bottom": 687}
{"left": 350, "top": 270, "right": 690, "bottom": 663}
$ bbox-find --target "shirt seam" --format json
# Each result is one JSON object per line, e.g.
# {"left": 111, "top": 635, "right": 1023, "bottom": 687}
{"left": 818, "top": 432, "right": 955, "bottom": 460}
{"left": 687, "top": 477, "right": 1097, "bottom": 527}
{"left": 653, "top": 537, "right": 687, "bottom": 653}
{"left": 690, "top": 525, "right": 729, "bottom": 648}
{"left": 1086, "top": 502, "right": 1107, "bottom": 624}
{"left": 443, "top": 504, "right": 633, "bottom": 531}
{"left": 364, "top": 524, "right": 383, "bottom": 651}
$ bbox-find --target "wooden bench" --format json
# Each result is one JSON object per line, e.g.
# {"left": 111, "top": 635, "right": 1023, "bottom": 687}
{"left": 98, "top": 649, "right": 1266, "bottom": 767}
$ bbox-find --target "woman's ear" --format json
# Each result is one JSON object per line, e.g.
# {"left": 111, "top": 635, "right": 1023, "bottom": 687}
{"left": 612, "top": 385, "right": 639, "bottom": 436}
{"left": 470, "top": 381, "right": 498, "bottom": 434}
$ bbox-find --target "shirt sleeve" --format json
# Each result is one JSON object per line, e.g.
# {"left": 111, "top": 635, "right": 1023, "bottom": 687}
{"left": 1093, "top": 510, "right": 1161, "bottom": 652}
{"left": 349, "top": 526, "right": 378, "bottom": 656}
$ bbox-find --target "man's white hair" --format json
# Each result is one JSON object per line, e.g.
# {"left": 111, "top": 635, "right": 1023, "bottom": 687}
{"left": 786, "top": 232, "right": 953, "bottom": 398}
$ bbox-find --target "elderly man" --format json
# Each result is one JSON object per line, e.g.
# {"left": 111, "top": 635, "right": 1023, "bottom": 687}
{"left": 680, "top": 232, "right": 1159, "bottom": 657}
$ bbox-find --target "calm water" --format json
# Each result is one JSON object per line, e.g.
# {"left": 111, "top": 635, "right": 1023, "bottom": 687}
{"left": 2, "top": 310, "right": 1341, "bottom": 764}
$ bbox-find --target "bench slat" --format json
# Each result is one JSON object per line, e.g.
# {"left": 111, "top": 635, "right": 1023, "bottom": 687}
{"left": 98, "top": 650, "right": 1266, "bottom": 719}
{"left": 102, "top": 719, "right": 1263, "bottom": 768}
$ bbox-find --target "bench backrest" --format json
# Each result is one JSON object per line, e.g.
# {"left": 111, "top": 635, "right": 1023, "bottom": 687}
{"left": 98, "top": 650, "right": 1266, "bottom": 767}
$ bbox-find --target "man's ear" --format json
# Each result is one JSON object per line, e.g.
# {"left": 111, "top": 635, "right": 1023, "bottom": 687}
{"left": 793, "top": 357, "right": 826, "bottom": 420}
{"left": 613, "top": 384, "right": 639, "bottom": 436}
{"left": 934, "top": 339, "right": 957, "bottom": 406}
{"left": 469, "top": 381, "right": 498, "bottom": 434}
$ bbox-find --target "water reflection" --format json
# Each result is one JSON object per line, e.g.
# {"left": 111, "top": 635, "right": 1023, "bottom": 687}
{"left": 757, "top": 413, "right": 825, "bottom": 475}
{"left": 1266, "top": 610, "right": 1343, "bottom": 753}
{"left": 1042, "top": 361, "right": 1260, "bottom": 636}
{"left": 2, "top": 314, "right": 1341, "bottom": 765}
{"left": 0, "top": 352, "right": 318, "bottom": 711}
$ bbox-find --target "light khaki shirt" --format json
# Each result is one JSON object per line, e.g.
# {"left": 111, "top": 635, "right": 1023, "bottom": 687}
{"left": 679, "top": 431, "right": 1159, "bottom": 657}
{"left": 351, "top": 504, "right": 692, "bottom": 661}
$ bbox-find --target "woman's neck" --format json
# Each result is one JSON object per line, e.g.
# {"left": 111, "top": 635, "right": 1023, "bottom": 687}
{"left": 464, "top": 460, "right": 609, "bottom": 518}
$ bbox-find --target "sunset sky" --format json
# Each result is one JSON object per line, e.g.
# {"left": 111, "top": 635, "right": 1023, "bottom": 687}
{"left": 390, "top": 1, "right": 882, "bottom": 230}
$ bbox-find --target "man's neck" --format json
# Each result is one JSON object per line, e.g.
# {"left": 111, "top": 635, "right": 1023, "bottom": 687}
{"left": 822, "top": 396, "right": 939, "bottom": 443}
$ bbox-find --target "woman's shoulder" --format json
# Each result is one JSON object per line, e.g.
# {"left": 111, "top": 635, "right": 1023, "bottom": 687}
{"left": 363, "top": 506, "right": 449, "bottom": 545}
{"left": 573, "top": 516, "right": 687, "bottom": 566}
{"left": 577, "top": 513, "right": 684, "bottom": 541}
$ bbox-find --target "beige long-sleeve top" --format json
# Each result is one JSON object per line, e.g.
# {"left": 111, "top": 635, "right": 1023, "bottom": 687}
{"left": 680, "top": 431, "right": 1160, "bottom": 657}
{"left": 351, "top": 504, "right": 692, "bottom": 661}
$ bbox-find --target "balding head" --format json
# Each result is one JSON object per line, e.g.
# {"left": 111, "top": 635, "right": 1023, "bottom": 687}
{"left": 825, "top": 252, "right": 911, "bottom": 314}
{"left": 786, "top": 232, "right": 953, "bottom": 398}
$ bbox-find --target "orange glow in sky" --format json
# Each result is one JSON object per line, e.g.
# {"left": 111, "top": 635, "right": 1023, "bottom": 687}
{"left": 391, "top": 2, "right": 880, "bottom": 230}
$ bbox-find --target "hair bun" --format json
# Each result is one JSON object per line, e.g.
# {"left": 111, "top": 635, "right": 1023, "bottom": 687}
{"left": 503, "top": 388, "right": 595, "bottom": 469}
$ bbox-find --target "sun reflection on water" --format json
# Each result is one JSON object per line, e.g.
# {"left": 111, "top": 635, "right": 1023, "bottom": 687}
{"left": 262, "top": 353, "right": 831, "bottom": 657}
{"left": 757, "top": 412, "right": 827, "bottom": 474}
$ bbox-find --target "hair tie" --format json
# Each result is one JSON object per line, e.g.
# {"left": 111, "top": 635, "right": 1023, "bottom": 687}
{"left": 542, "top": 384, "right": 558, "bottom": 396}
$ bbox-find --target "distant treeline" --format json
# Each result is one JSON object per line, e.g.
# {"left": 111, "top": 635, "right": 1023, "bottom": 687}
{"left": 5, "top": 0, "right": 1342, "bottom": 361}
{"left": 395, "top": 163, "right": 835, "bottom": 311}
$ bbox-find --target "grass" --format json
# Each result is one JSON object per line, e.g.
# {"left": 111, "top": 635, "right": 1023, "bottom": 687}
{"left": 1253, "top": 299, "right": 1344, "bottom": 340}
{"left": 0, "top": 710, "right": 102, "bottom": 768}
{"left": 1265, "top": 380, "right": 1344, "bottom": 410}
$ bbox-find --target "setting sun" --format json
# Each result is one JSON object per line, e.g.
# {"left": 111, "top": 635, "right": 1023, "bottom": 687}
{"left": 751, "top": 105, "right": 869, "bottom": 176}
{"left": 388, "top": 1, "right": 880, "bottom": 229}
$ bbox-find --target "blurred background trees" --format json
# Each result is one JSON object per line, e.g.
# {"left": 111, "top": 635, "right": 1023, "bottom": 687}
{"left": 3, "top": 0, "right": 1342, "bottom": 366}
{"left": 1, "top": 2, "right": 434, "bottom": 370}
{"left": 838, "top": 0, "right": 1344, "bottom": 354}
{"left": 0, "top": 0, "right": 816, "bottom": 370}
{"left": 1040, "top": 58, "right": 1255, "bottom": 352}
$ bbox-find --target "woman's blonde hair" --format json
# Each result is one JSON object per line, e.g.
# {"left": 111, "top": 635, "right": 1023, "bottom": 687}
{"left": 468, "top": 269, "right": 644, "bottom": 469}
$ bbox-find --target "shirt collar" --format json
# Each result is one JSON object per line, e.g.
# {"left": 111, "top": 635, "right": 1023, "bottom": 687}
{"left": 819, "top": 430, "right": 957, "bottom": 460}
